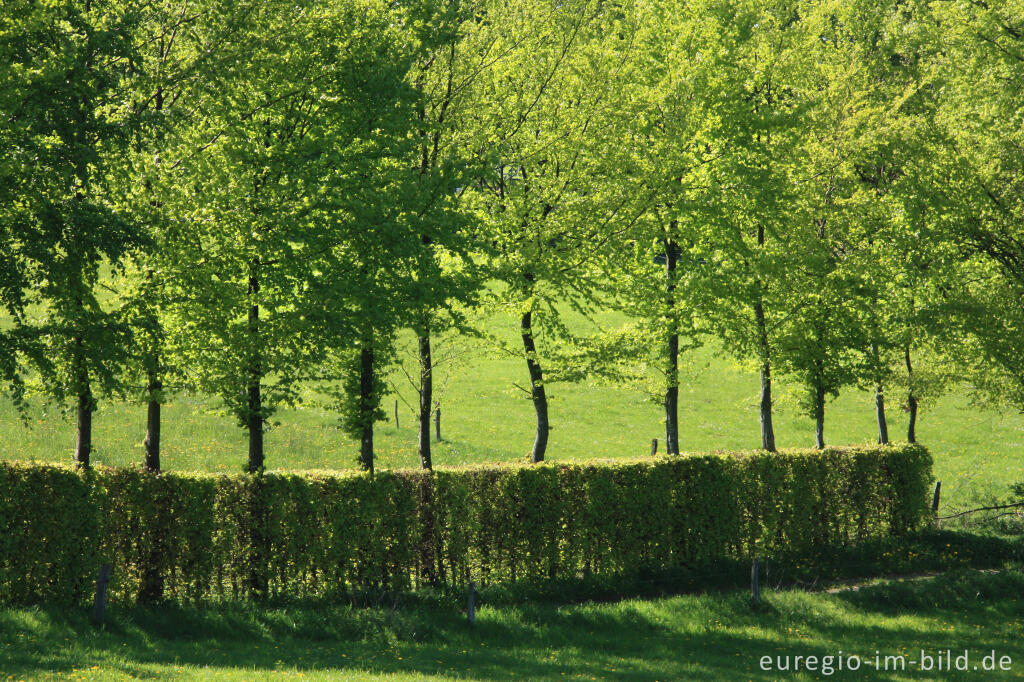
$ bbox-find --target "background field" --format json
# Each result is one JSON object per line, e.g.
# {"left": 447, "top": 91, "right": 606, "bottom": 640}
{"left": 1, "top": 303, "right": 1020, "bottom": 511}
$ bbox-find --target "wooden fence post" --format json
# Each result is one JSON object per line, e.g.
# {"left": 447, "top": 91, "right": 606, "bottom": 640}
{"left": 651, "top": 438, "right": 658, "bottom": 456}
{"left": 92, "top": 563, "right": 111, "bottom": 626}
{"left": 751, "top": 558, "right": 761, "bottom": 604}
{"left": 435, "top": 408, "right": 442, "bottom": 442}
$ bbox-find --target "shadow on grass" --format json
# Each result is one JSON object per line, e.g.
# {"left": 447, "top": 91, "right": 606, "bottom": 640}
{"left": 4, "top": 581, "right": 1023, "bottom": 681}
{"left": 1, "top": 533, "right": 1022, "bottom": 680}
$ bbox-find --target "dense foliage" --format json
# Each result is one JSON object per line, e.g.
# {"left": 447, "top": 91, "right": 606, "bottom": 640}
{"left": 0, "top": 0, "right": 1020, "bottom": 474}
{"left": 0, "top": 444, "right": 931, "bottom": 605}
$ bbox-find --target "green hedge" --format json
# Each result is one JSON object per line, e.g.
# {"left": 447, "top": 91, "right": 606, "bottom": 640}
{"left": 0, "top": 444, "right": 932, "bottom": 605}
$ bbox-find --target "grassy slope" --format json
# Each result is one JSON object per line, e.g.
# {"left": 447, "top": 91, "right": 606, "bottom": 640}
{"left": 0, "top": 302, "right": 1020, "bottom": 509}
{"left": 2, "top": 570, "right": 1024, "bottom": 680}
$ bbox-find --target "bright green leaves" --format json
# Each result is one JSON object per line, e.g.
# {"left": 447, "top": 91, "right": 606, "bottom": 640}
{"left": 0, "top": 1, "right": 147, "bottom": 437}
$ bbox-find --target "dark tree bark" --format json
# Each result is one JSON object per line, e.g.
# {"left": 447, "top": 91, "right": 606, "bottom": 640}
{"left": 73, "top": 324, "right": 93, "bottom": 468}
{"left": 246, "top": 264, "right": 264, "bottom": 473}
{"left": 664, "top": 226, "right": 680, "bottom": 456}
{"left": 753, "top": 224, "right": 776, "bottom": 451}
{"left": 144, "top": 368, "right": 161, "bottom": 472}
{"left": 665, "top": 338, "right": 679, "bottom": 455}
{"left": 359, "top": 343, "right": 375, "bottom": 475}
{"left": 875, "top": 386, "right": 889, "bottom": 445}
{"left": 905, "top": 346, "right": 918, "bottom": 443}
{"left": 814, "top": 380, "right": 826, "bottom": 450}
{"left": 74, "top": 371, "right": 93, "bottom": 469}
{"left": 521, "top": 309, "right": 549, "bottom": 463}
{"left": 758, "top": 353, "right": 776, "bottom": 452}
{"left": 418, "top": 333, "right": 433, "bottom": 470}
{"left": 142, "top": 82, "right": 165, "bottom": 473}
{"left": 871, "top": 342, "right": 889, "bottom": 445}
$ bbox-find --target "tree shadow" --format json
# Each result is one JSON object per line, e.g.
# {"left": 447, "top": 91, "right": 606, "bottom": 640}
{"left": 4, "top": 573, "right": 1024, "bottom": 681}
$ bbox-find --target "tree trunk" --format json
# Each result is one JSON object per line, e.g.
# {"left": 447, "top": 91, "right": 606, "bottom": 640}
{"left": 71, "top": 317, "right": 93, "bottom": 467}
{"left": 664, "top": 226, "right": 680, "bottom": 456}
{"left": 418, "top": 333, "right": 433, "bottom": 470}
{"left": 140, "top": 360, "right": 164, "bottom": 601}
{"left": 875, "top": 386, "right": 889, "bottom": 445}
{"left": 665, "top": 337, "right": 679, "bottom": 456}
{"left": 359, "top": 343, "right": 375, "bottom": 475}
{"left": 754, "top": 301, "right": 776, "bottom": 452}
{"left": 246, "top": 266, "right": 264, "bottom": 473}
{"left": 521, "top": 309, "right": 549, "bottom": 463}
{"left": 905, "top": 346, "right": 918, "bottom": 443}
{"left": 753, "top": 223, "right": 775, "bottom": 452}
{"left": 144, "top": 369, "right": 161, "bottom": 472}
{"left": 74, "top": 373, "right": 93, "bottom": 469}
{"left": 814, "top": 382, "right": 826, "bottom": 450}
{"left": 871, "top": 341, "right": 889, "bottom": 445}
{"left": 246, "top": 379, "right": 263, "bottom": 472}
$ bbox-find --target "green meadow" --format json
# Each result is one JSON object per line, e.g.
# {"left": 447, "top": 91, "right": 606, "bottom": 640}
{"left": 0, "top": 307, "right": 1020, "bottom": 511}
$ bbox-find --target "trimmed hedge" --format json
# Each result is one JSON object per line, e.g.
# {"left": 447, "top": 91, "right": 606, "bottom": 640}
{"left": 0, "top": 444, "right": 932, "bottom": 605}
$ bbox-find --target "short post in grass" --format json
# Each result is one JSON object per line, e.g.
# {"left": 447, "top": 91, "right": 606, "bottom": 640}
{"left": 651, "top": 438, "right": 658, "bottom": 456}
{"left": 395, "top": 400, "right": 399, "bottom": 429}
{"left": 932, "top": 481, "right": 942, "bottom": 527}
{"left": 92, "top": 563, "right": 111, "bottom": 626}
{"left": 750, "top": 558, "right": 761, "bottom": 605}
{"left": 467, "top": 581, "right": 476, "bottom": 626}
{"left": 435, "top": 407, "right": 442, "bottom": 442}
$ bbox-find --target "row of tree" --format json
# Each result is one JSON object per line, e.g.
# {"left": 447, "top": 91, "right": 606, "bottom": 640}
{"left": 0, "top": 0, "right": 1021, "bottom": 473}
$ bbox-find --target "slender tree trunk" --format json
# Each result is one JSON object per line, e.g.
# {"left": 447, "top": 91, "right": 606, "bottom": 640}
{"left": 521, "top": 309, "right": 549, "bottom": 463}
{"left": 759, "top": 359, "right": 776, "bottom": 452}
{"left": 244, "top": 261, "right": 266, "bottom": 598}
{"left": 664, "top": 226, "right": 680, "bottom": 456}
{"left": 359, "top": 343, "right": 375, "bottom": 475}
{"left": 140, "top": 366, "right": 166, "bottom": 602}
{"left": 140, "top": 331, "right": 165, "bottom": 601}
{"left": 665, "top": 336, "right": 679, "bottom": 455}
{"left": 247, "top": 378, "right": 263, "bottom": 471}
{"left": 418, "top": 332, "right": 433, "bottom": 470}
{"left": 754, "top": 302, "right": 776, "bottom": 452}
{"left": 875, "top": 386, "right": 889, "bottom": 445}
{"left": 753, "top": 224, "right": 775, "bottom": 451}
{"left": 246, "top": 265, "right": 264, "bottom": 473}
{"left": 72, "top": 321, "right": 93, "bottom": 468}
{"left": 144, "top": 368, "right": 161, "bottom": 472}
{"left": 74, "top": 371, "right": 93, "bottom": 469}
{"left": 905, "top": 346, "right": 918, "bottom": 444}
{"left": 814, "top": 381, "right": 826, "bottom": 450}
{"left": 871, "top": 341, "right": 889, "bottom": 444}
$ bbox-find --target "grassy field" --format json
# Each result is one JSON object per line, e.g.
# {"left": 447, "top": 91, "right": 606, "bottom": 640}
{"left": 2, "top": 569, "right": 1023, "bottom": 680}
{"left": 0, "top": 303, "right": 1021, "bottom": 510}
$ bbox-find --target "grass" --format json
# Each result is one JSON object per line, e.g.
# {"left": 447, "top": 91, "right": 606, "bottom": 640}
{"left": 0, "top": 302, "right": 1021, "bottom": 511}
{"left": 1, "top": 569, "right": 1023, "bottom": 680}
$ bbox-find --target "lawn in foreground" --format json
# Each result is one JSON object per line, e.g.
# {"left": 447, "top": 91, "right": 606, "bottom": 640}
{"left": 2, "top": 570, "right": 1024, "bottom": 680}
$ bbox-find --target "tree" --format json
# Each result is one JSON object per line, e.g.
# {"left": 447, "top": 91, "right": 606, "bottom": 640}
{"left": 924, "top": 0, "right": 1024, "bottom": 411}
{"left": 684, "top": 0, "right": 809, "bottom": 452}
{"left": 0, "top": 0, "right": 146, "bottom": 467}
{"left": 161, "top": 0, "right": 416, "bottom": 472}
{"left": 300, "top": 3, "right": 438, "bottom": 475}
{"left": 470, "top": 0, "right": 641, "bottom": 462}
{"left": 402, "top": 0, "right": 492, "bottom": 470}
{"left": 114, "top": 0, "right": 225, "bottom": 472}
